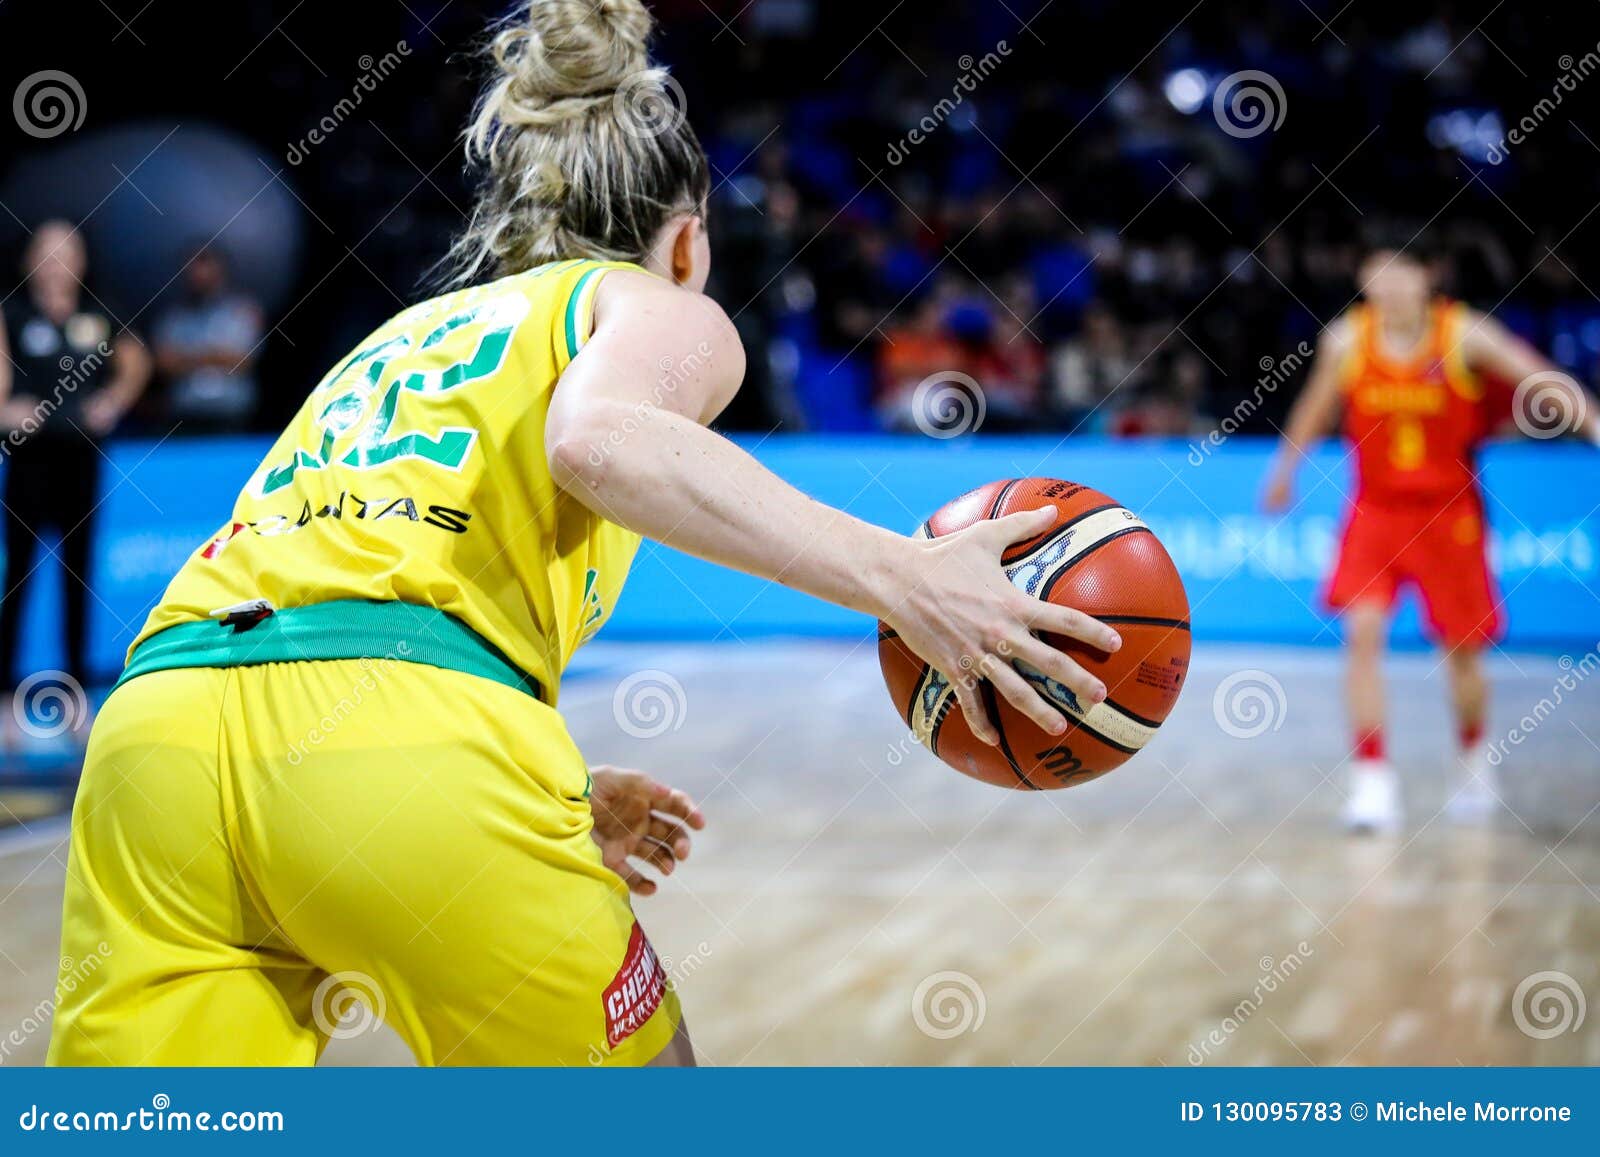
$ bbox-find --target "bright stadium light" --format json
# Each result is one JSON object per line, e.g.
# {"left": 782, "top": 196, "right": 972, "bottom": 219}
{"left": 1163, "top": 68, "right": 1208, "bottom": 114}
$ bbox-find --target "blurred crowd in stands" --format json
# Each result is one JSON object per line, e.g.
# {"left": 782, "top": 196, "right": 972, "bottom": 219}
{"left": 3, "top": 0, "right": 1598, "bottom": 438}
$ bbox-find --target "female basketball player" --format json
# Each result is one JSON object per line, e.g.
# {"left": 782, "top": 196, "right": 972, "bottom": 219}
{"left": 49, "top": 0, "right": 1120, "bottom": 1066}
{"left": 1264, "top": 238, "right": 1599, "bottom": 834}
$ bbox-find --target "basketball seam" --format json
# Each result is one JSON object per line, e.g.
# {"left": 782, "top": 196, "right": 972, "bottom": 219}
{"left": 1003, "top": 501, "right": 1122, "bottom": 562}
{"left": 1066, "top": 712, "right": 1143, "bottom": 755}
{"left": 928, "top": 690, "right": 955, "bottom": 755}
{"left": 902, "top": 661, "right": 930, "bottom": 732}
{"left": 987, "top": 478, "right": 1020, "bottom": 520}
{"left": 1095, "top": 614, "right": 1191, "bottom": 632}
{"left": 1039, "top": 526, "right": 1152, "bottom": 601}
{"left": 981, "top": 682, "right": 1041, "bottom": 791}
{"left": 1104, "top": 698, "right": 1162, "bottom": 731}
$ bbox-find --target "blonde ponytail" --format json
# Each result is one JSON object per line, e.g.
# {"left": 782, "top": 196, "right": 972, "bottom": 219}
{"left": 447, "top": 0, "right": 708, "bottom": 282}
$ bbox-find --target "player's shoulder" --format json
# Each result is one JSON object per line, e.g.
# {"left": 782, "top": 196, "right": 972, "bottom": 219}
{"left": 1441, "top": 302, "right": 1507, "bottom": 357}
{"left": 1318, "top": 311, "right": 1360, "bottom": 354}
{"left": 594, "top": 269, "right": 742, "bottom": 360}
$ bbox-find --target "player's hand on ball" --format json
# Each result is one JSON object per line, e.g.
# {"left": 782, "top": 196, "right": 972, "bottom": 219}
{"left": 588, "top": 766, "right": 706, "bottom": 896}
{"left": 885, "top": 506, "right": 1122, "bottom": 747}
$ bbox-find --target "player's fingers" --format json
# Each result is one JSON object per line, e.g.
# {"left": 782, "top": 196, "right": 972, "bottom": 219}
{"left": 648, "top": 815, "right": 692, "bottom": 859}
{"left": 1011, "top": 633, "right": 1106, "bottom": 706}
{"left": 988, "top": 657, "right": 1069, "bottom": 735}
{"left": 655, "top": 786, "right": 706, "bottom": 829}
{"left": 984, "top": 505, "right": 1056, "bottom": 550}
{"left": 950, "top": 668, "right": 998, "bottom": 745}
{"left": 615, "top": 863, "right": 658, "bottom": 896}
{"left": 1017, "top": 599, "right": 1121, "bottom": 652}
{"left": 637, "top": 839, "right": 679, "bottom": 875}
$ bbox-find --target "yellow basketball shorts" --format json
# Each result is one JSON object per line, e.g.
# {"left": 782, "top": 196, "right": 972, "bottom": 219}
{"left": 48, "top": 658, "right": 680, "bottom": 1066}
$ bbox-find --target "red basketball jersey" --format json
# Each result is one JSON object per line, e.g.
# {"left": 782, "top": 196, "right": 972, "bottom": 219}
{"left": 1340, "top": 300, "right": 1488, "bottom": 505}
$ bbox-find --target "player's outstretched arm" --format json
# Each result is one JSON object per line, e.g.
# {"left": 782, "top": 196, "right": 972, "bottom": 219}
{"left": 1263, "top": 320, "right": 1351, "bottom": 511}
{"left": 1459, "top": 310, "right": 1600, "bottom": 446}
{"left": 546, "top": 271, "right": 1122, "bottom": 746}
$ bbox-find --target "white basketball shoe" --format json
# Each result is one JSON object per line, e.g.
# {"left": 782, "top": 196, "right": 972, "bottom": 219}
{"left": 1343, "top": 760, "right": 1402, "bottom": 834}
{"left": 1447, "top": 741, "right": 1503, "bottom": 823}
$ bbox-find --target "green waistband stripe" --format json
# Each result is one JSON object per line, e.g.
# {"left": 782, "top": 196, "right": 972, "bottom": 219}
{"left": 115, "top": 600, "right": 545, "bottom": 702}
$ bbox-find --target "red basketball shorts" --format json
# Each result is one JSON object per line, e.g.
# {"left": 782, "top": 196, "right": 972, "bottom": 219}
{"left": 1324, "top": 492, "right": 1504, "bottom": 648}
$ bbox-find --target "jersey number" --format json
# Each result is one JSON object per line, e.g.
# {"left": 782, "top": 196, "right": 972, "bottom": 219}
{"left": 1388, "top": 416, "right": 1426, "bottom": 471}
{"left": 255, "top": 293, "right": 531, "bottom": 497}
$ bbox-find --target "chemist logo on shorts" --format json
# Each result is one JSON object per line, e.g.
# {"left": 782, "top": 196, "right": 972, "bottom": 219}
{"left": 603, "top": 921, "right": 668, "bottom": 1047}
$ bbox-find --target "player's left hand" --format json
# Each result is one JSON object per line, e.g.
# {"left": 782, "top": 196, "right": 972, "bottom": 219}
{"left": 588, "top": 765, "right": 706, "bottom": 896}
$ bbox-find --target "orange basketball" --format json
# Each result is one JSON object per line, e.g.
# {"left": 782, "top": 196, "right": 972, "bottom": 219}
{"left": 878, "top": 478, "right": 1191, "bottom": 790}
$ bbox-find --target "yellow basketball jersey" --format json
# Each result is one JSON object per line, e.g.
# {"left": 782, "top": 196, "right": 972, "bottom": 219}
{"left": 130, "top": 259, "right": 646, "bottom": 701}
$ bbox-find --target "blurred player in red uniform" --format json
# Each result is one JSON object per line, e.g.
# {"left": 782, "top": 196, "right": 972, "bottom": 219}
{"left": 1264, "top": 239, "right": 1599, "bottom": 833}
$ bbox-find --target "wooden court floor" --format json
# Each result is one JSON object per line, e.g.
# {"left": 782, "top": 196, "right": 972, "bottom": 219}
{"left": 2, "top": 642, "right": 1596, "bottom": 1066}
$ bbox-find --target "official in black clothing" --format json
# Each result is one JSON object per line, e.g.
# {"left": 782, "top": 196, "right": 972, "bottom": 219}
{"left": 0, "top": 221, "right": 150, "bottom": 732}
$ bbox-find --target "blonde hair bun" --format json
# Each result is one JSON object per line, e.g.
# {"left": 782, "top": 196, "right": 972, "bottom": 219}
{"left": 494, "top": 0, "right": 652, "bottom": 122}
{"left": 450, "top": 0, "right": 708, "bottom": 280}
